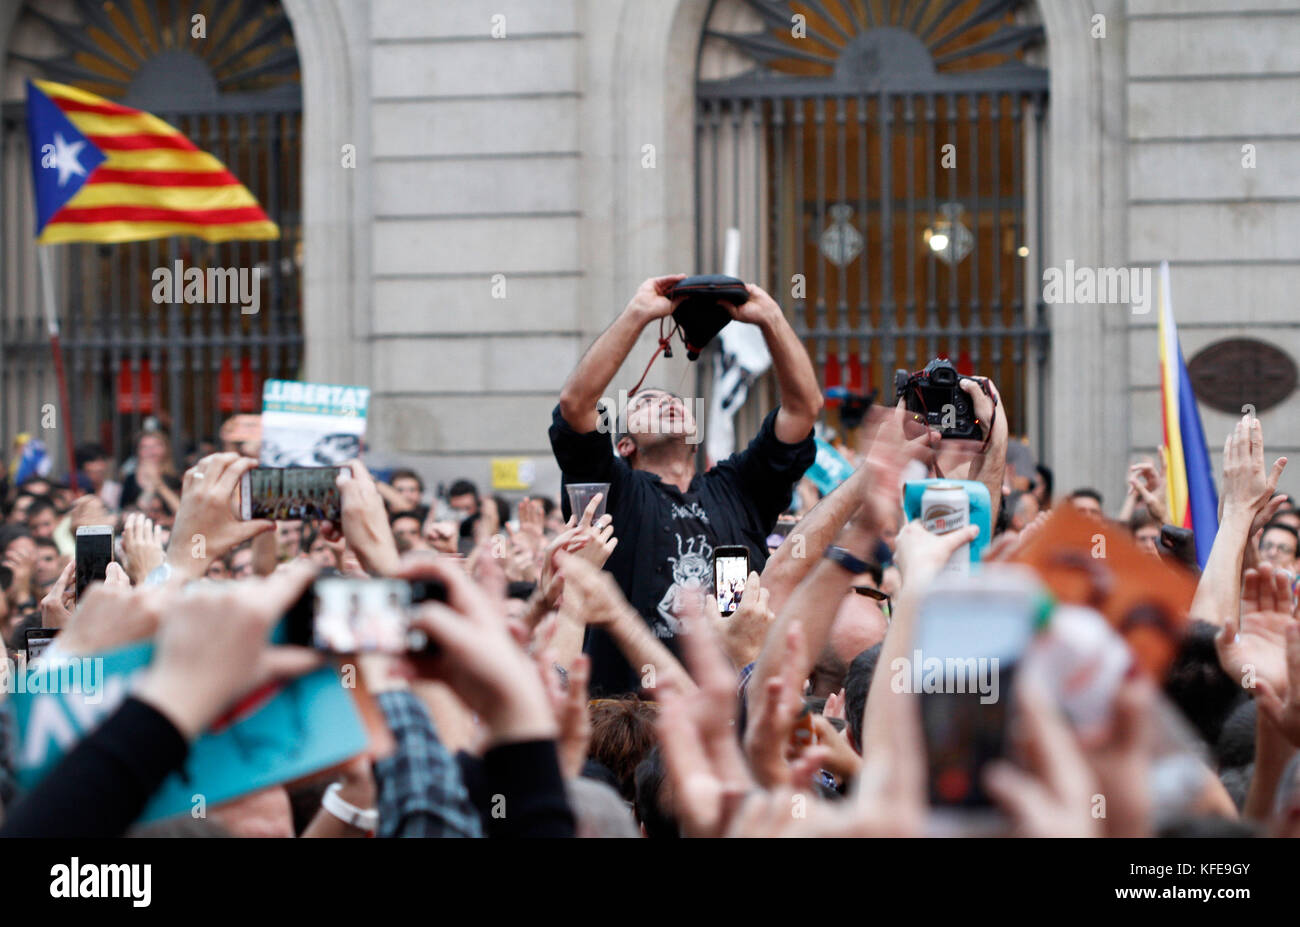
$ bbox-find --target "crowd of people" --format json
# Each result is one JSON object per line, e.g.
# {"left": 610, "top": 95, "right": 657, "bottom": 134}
{"left": 1, "top": 275, "right": 1298, "bottom": 841}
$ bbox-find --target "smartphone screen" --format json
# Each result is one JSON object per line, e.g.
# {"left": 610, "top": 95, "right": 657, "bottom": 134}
{"left": 915, "top": 577, "right": 1042, "bottom": 808}
{"left": 284, "top": 577, "right": 441, "bottom": 654}
{"left": 25, "top": 628, "right": 59, "bottom": 662}
{"left": 242, "top": 467, "right": 342, "bottom": 521}
{"left": 75, "top": 526, "right": 113, "bottom": 601}
{"left": 713, "top": 546, "right": 750, "bottom": 617}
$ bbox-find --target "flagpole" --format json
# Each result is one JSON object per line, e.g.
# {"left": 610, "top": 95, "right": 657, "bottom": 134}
{"left": 36, "top": 244, "right": 80, "bottom": 496}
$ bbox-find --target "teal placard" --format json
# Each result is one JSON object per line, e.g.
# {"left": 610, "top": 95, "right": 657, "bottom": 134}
{"left": 9, "top": 639, "right": 366, "bottom": 824}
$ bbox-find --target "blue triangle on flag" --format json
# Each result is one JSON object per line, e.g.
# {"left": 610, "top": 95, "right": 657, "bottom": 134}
{"left": 25, "top": 80, "right": 107, "bottom": 234}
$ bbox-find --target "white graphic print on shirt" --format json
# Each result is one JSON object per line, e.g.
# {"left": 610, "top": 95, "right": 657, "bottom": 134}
{"left": 656, "top": 533, "right": 714, "bottom": 636}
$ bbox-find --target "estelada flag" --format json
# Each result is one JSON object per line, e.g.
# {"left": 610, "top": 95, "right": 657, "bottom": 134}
{"left": 25, "top": 79, "right": 278, "bottom": 243}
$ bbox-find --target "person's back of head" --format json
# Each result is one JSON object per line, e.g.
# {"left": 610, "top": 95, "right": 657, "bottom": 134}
{"left": 633, "top": 746, "right": 679, "bottom": 838}
{"left": 1214, "top": 698, "right": 1257, "bottom": 772}
{"left": 447, "top": 479, "right": 478, "bottom": 500}
{"left": 567, "top": 777, "right": 640, "bottom": 838}
{"left": 1217, "top": 763, "right": 1254, "bottom": 813}
{"left": 5, "top": 611, "right": 42, "bottom": 651}
{"left": 589, "top": 697, "right": 660, "bottom": 802}
{"left": 843, "top": 643, "right": 884, "bottom": 753}
{"left": 1164, "top": 620, "right": 1245, "bottom": 748}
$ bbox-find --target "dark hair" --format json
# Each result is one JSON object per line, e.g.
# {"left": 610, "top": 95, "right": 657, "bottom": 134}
{"left": 286, "top": 780, "right": 333, "bottom": 836}
{"left": 1261, "top": 520, "right": 1300, "bottom": 547}
{"left": 506, "top": 581, "right": 536, "bottom": 600}
{"left": 844, "top": 643, "right": 884, "bottom": 751}
{"left": 1164, "top": 621, "right": 1245, "bottom": 747}
{"left": 491, "top": 495, "right": 510, "bottom": 527}
{"left": 1035, "top": 463, "right": 1054, "bottom": 499}
{"left": 1068, "top": 487, "right": 1103, "bottom": 505}
{"left": 1214, "top": 699, "right": 1257, "bottom": 771}
{"left": 589, "top": 698, "right": 660, "bottom": 802}
{"left": 1157, "top": 814, "right": 1259, "bottom": 838}
{"left": 24, "top": 496, "right": 57, "bottom": 520}
{"left": 527, "top": 495, "right": 557, "bottom": 517}
{"left": 1129, "top": 507, "right": 1160, "bottom": 533}
{"left": 0, "top": 524, "right": 33, "bottom": 556}
{"left": 447, "top": 479, "right": 478, "bottom": 500}
{"left": 75, "top": 442, "right": 108, "bottom": 468}
{"left": 1217, "top": 764, "right": 1254, "bottom": 813}
{"left": 5, "top": 611, "right": 43, "bottom": 651}
{"left": 633, "top": 746, "right": 679, "bottom": 838}
{"left": 390, "top": 468, "right": 424, "bottom": 491}
{"left": 389, "top": 510, "right": 422, "bottom": 527}
{"left": 614, "top": 389, "right": 686, "bottom": 445}
{"left": 33, "top": 536, "right": 59, "bottom": 554}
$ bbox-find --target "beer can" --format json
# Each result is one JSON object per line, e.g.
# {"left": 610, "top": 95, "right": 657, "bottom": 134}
{"left": 921, "top": 482, "right": 970, "bottom": 575}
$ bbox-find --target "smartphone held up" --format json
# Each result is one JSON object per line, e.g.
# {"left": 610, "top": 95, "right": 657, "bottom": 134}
{"left": 240, "top": 466, "right": 342, "bottom": 521}
{"left": 74, "top": 525, "right": 113, "bottom": 602}
{"left": 283, "top": 575, "right": 447, "bottom": 655}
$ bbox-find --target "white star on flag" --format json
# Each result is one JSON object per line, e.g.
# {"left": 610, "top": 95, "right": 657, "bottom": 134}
{"left": 51, "top": 132, "right": 87, "bottom": 187}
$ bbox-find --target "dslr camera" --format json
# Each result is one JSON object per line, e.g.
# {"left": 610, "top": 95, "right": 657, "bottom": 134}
{"left": 895, "top": 357, "right": 983, "bottom": 440}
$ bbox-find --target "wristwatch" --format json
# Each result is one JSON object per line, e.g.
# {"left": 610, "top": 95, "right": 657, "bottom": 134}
{"left": 823, "top": 545, "right": 872, "bottom": 576}
{"left": 322, "top": 782, "right": 378, "bottom": 833}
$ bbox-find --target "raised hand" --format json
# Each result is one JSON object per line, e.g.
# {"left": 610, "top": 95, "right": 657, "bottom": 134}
{"left": 1221, "top": 414, "right": 1287, "bottom": 518}
{"left": 166, "top": 453, "right": 272, "bottom": 581}
{"left": 656, "top": 610, "right": 759, "bottom": 837}
{"left": 121, "top": 512, "right": 166, "bottom": 586}
{"left": 133, "top": 564, "right": 323, "bottom": 740}
{"left": 56, "top": 564, "right": 162, "bottom": 656}
{"left": 743, "top": 622, "right": 808, "bottom": 788}
{"left": 891, "top": 519, "right": 980, "bottom": 588}
{"left": 1255, "top": 624, "right": 1300, "bottom": 748}
{"left": 984, "top": 681, "right": 1102, "bottom": 838}
{"left": 402, "top": 556, "right": 557, "bottom": 747}
{"left": 321, "top": 460, "right": 401, "bottom": 578}
{"left": 38, "top": 561, "right": 75, "bottom": 628}
{"left": 1216, "top": 562, "right": 1299, "bottom": 697}
{"left": 626, "top": 274, "right": 687, "bottom": 324}
{"left": 707, "top": 572, "right": 774, "bottom": 669}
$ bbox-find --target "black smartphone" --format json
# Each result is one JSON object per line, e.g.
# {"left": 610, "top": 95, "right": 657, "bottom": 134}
{"left": 25, "top": 627, "right": 59, "bottom": 662}
{"left": 240, "top": 466, "right": 342, "bottom": 521}
{"left": 74, "top": 525, "right": 114, "bottom": 601}
{"left": 712, "top": 545, "right": 750, "bottom": 617}
{"left": 284, "top": 575, "right": 446, "bottom": 654}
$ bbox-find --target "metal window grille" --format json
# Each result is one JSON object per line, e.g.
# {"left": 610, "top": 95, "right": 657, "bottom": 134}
{"left": 696, "top": 0, "right": 1049, "bottom": 452}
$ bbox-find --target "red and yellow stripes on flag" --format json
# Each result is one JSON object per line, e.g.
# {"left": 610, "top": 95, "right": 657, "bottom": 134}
{"left": 1157, "top": 262, "right": 1190, "bottom": 529}
{"left": 34, "top": 80, "right": 278, "bottom": 244}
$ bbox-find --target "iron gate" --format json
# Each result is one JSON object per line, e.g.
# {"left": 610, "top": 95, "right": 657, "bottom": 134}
{"left": 0, "top": 0, "right": 302, "bottom": 465}
{"left": 696, "top": 0, "right": 1049, "bottom": 448}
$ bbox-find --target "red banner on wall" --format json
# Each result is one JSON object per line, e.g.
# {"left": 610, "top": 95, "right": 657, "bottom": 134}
{"left": 116, "top": 360, "right": 155, "bottom": 413}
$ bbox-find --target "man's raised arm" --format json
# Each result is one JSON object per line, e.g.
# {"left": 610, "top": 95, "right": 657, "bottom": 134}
{"left": 731, "top": 284, "right": 823, "bottom": 444}
{"left": 558, "top": 274, "right": 685, "bottom": 432}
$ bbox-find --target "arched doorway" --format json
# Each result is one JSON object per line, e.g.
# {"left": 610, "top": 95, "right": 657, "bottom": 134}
{"left": 0, "top": 0, "right": 302, "bottom": 463}
{"left": 696, "top": 0, "right": 1048, "bottom": 451}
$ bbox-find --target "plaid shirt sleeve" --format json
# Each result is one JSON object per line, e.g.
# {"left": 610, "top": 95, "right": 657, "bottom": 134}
{"left": 373, "top": 691, "right": 482, "bottom": 838}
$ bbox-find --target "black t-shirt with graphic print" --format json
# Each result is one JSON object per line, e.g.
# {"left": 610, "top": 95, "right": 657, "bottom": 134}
{"left": 549, "top": 403, "right": 816, "bottom": 696}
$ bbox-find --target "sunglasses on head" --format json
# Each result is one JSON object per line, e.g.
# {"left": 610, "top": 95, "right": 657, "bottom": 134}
{"left": 852, "top": 584, "right": 892, "bottom": 618}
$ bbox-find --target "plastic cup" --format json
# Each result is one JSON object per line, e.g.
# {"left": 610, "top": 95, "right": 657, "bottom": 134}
{"left": 566, "top": 482, "right": 610, "bottom": 521}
